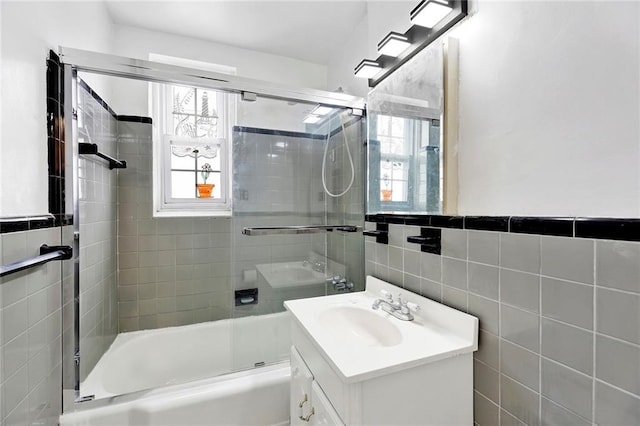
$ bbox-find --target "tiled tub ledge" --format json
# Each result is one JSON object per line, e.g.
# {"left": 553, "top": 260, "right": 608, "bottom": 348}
{"left": 365, "top": 214, "right": 640, "bottom": 242}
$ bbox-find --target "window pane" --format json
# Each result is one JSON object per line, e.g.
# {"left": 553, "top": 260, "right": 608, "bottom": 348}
{"left": 378, "top": 136, "right": 392, "bottom": 154}
{"left": 198, "top": 158, "right": 220, "bottom": 173}
{"left": 392, "top": 161, "right": 407, "bottom": 180}
{"left": 195, "top": 117, "right": 217, "bottom": 138}
{"left": 377, "top": 115, "right": 390, "bottom": 136}
{"left": 171, "top": 171, "right": 196, "bottom": 199}
{"left": 207, "top": 154, "right": 221, "bottom": 171}
{"left": 391, "top": 180, "right": 407, "bottom": 202}
{"left": 171, "top": 151, "right": 196, "bottom": 169}
{"left": 391, "top": 117, "right": 404, "bottom": 136}
{"left": 173, "top": 87, "right": 195, "bottom": 114}
{"left": 173, "top": 113, "right": 196, "bottom": 137}
{"left": 390, "top": 137, "right": 405, "bottom": 155}
{"left": 196, "top": 90, "right": 217, "bottom": 118}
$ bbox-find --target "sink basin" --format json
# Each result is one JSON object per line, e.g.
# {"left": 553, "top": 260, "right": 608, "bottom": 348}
{"left": 318, "top": 306, "right": 402, "bottom": 347}
{"left": 284, "top": 276, "right": 479, "bottom": 383}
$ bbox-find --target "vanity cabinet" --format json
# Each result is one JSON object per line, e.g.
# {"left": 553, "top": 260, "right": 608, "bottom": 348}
{"left": 285, "top": 276, "right": 478, "bottom": 426}
{"left": 290, "top": 321, "right": 473, "bottom": 426}
{"left": 291, "top": 347, "right": 344, "bottom": 426}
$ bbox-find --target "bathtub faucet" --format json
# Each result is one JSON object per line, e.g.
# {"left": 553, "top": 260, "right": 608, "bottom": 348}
{"left": 372, "top": 291, "right": 420, "bottom": 321}
{"left": 326, "top": 275, "right": 354, "bottom": 292}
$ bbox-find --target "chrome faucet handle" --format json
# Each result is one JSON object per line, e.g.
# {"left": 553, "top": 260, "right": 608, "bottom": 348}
{"left": 380, "top": 290, "right": 393, "bottom": 301}
{"left": 406, "top": 302, "right": 421, "bottom": 312}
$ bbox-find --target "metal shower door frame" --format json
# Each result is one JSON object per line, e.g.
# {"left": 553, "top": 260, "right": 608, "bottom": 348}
{"left": 60, "top": 47, "right": 365, "bottom": 412}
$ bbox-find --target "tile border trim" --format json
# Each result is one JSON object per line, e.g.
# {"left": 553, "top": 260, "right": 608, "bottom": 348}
{"left": 365, "top": 214, "right": 640, "bottom": 242}
{"left": 0, "top": 214, "right": 73, "bottom": 234}
{"left": 78, "top": 79, "right": 152, "bottom": 124}
{"left": 117, "top": 115, "right": 153, "bottom": 124}
{"left": 233, "top": 125, "right": 326, "bottom": 140}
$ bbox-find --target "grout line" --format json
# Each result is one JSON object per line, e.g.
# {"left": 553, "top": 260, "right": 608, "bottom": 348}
{"left": 593, "top": 378, "right": 640, "bottom": 400}
{"left": 592, "top": 240, "right": 597, "bottom": 424}
{"left": 539, "top": 240, "right": 543, "bottom": 423}
{"left": 497, "top": 232, "right": 503, "bottom": 425}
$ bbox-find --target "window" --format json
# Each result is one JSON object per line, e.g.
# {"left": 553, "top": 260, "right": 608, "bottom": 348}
{"left": 378, "top": 115, "right": 410, "bottom": 203}
{"left": 369, "top": 113, "right": 440, "bottom": 213}
{"left": 150, "top": 56, "right": 236, "bottom": 217}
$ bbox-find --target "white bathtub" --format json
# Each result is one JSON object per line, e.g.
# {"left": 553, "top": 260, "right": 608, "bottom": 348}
{"left": 61, "top": 313, "right": 291, "bottom": 426}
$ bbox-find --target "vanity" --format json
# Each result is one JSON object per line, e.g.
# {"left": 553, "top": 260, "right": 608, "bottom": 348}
{"left": 284, "top": 276, "right": 479, "bottom": 425}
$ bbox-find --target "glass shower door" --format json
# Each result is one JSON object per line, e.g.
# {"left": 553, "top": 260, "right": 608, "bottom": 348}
{"left": 229, "top": 96, "right": 365, "bottom": 371}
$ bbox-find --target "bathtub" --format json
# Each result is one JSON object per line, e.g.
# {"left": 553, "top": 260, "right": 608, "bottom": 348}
{"left": 60, "top": 312, "right": 291, "bottom": 426}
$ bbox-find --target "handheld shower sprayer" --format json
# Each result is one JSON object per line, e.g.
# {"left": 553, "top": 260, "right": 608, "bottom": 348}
{"left": 321, "top": 112, "right": 355, "bottom": 198}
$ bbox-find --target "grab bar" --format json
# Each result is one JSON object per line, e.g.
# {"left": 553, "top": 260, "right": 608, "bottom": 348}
{"left": 79, "top": 143, "right": 127, "bottom": 170}
{"left": 242, "top": 225, "right": 360, "bottom": 236}
{"left": 0, "top": 244, "right": 72, "bottom": 278}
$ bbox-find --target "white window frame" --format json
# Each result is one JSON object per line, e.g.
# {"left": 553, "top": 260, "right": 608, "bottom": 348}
{"left": 149, "top": 54, "right": 236, "bottom": 217}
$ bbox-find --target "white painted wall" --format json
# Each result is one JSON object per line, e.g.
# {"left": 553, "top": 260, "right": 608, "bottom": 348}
{"left": 326, "top": 1, "right": 415, "bottom": 99}
{"left": 451, "top": 0, "right": 640, "bottom": 217}
{"left": 330, "top": 0, "right": 640, "bottom": 217}
{"left": 108, "top": 24, "right": 328, "bottom": 117}
{"left": 326, "top": 16, "right": 369, "bottom": 99}
{"left": 0, "top": 1, "right": 114, "bottom": 216}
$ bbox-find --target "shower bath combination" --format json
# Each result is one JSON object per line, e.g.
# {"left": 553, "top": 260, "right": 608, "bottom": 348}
{"left": 56, "top": 47, "right": 366, "bottom": 424}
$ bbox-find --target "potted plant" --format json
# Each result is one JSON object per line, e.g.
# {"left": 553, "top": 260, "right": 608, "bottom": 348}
{"left": 196, "top": 163, "right": 215, "bottom": 198}
{"left": 381, "top": 172, "right": 392, "bottom": 201}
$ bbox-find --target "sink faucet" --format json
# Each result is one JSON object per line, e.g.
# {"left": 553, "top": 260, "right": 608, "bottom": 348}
{"left": 372, "top": 291, "right": 420, "bottom": 321}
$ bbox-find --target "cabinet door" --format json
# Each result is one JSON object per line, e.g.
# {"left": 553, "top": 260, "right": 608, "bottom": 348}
{"left": 291, "top": 346, "right": 314, "bottom": 425}
{"left": 310, "top": 381, "right": 344, "bottom": 426}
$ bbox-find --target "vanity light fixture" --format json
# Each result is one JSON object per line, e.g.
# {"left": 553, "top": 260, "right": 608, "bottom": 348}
{"left": 410, "top": 0, "right": 453, "bottom": 28}
{"left": 378, "top": 32, "right": 411, "bottom": 57}
{"left": 355, "top": 0, "right": 466, "bottom": 87}
{"left": 354, "top": 59, "right": 382, "bottom": 79}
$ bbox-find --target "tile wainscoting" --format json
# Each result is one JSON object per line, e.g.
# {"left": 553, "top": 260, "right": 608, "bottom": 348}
{"left": 365, "top": 216, "right": 640, "bottom": 426}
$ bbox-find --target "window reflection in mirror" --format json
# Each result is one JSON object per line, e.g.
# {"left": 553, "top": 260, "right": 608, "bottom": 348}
{"left": 366, "top": 40, "right": 444, "bottom": 215}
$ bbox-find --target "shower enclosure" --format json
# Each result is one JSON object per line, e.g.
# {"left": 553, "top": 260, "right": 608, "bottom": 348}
{"left": 59, "top": 48, "right": 365, "bottom": 409}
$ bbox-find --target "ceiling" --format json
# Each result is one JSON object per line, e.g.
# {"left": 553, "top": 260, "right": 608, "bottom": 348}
{"left": 105, "top": 1, "right": 368, "bottom": 65}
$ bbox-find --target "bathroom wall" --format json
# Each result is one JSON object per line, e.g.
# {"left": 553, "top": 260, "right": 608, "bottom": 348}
{"left": 0, "top": 225, "right": 70, "bottom": 425}
{"left": 329, "top": 1, "right": 640, "bottom": 218}
{"left": 365, "top": 219, "right": 640, "bottom": 426}
{"left": 77, "top": 82, "right": 119, "bottom": 380}
{"left": 0, "top": 1, "right": 115, "bottom": 216}
{"left": 116, "top": 121, "right": 233, "bottom": 332}
{"left": 109, "top": 24, "right": 329, "bottom": 117}
{"left": 0, "top": 1, "right": 331, "bottom": 216}
{"left": 451, "top": 1, "right": 640, "bottom": 217}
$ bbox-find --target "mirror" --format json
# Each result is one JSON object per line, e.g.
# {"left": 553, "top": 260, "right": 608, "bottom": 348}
{"left": 367, "top": 40, "right": 446, "bottom": 215}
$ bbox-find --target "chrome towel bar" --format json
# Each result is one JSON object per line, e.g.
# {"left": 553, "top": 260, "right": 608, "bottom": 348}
{"left": 79, "top": 143, "right": 127, "bottom": 170}
{"left": 242, "top": 225, "right": 360, "bottom": 236}
{"left": 0, "top": 244, "right": 72, "bottom": 278}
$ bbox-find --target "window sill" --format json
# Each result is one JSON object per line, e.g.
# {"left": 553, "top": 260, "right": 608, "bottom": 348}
{"left": 152, "top": 209, "right": 232, "bottom": 218}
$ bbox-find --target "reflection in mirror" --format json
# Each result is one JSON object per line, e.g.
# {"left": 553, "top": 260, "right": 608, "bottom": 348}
{"left": 367, "top": 40, "right": 444, "bottom": 215}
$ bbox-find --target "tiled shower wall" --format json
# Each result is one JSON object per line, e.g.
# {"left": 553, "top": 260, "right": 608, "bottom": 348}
{"left": 77, "top": 83, "right": 118, "bottom": 380}
{"left": 0, "top": 226, "right": 69, "bottom": 425}
{"left": 116, "top": 121, "right": 233, "bottom": 332}
{"left": 365, "top": 223, "right": 640, "bottom": 426}
{"left": 116, "top": 121, "right": 366, "bottom": 330}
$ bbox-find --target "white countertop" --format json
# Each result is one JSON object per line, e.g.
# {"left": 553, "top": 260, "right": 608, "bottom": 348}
{"left": 284, "top": 276, "right": 478, "bottom": 383}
